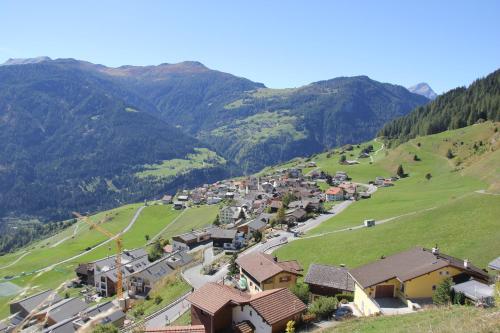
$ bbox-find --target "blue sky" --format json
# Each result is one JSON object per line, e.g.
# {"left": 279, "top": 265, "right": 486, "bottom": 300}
{"left": 0, "top": 1, "right": 499, "bottom": 93}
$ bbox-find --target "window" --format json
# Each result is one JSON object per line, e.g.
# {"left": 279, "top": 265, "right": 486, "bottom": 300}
{"left": 432, "top": 285, "right": 436, "bottom": 291}
{"left": 249, "top": 310, "right": 252, "bottom": 317}
{"left": 279, "top": 276, "right": 291, "bottom": 282}
{"left": 101, "top": 276, "right": 106, "bottom": 282}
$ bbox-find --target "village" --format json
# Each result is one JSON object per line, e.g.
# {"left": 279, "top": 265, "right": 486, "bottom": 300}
{"left": 2, "top": 164, "right": 498, "bottom": 333}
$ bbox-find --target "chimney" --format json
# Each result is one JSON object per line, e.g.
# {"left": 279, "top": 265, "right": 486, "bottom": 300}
{"left": 432, "top": 245, "right": 439, "bottom": 255}
{"left": 273, "top": 256, "right": 278, "bottom": 262}
{"left": 464, "top": 259, "right": 469, "bottom": 268}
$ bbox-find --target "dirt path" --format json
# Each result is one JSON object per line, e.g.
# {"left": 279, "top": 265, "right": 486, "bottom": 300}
{"left": 475, "top": 189, "right": 500, "bottom": 196}
{"left": 0, "top": 252, "right": 31, "bottom": 270}
{"left": 370, "top": 138, "right": 385, "bottom": 162}
{"left": 50, "top": 222, "right": 81, "bottom": 248}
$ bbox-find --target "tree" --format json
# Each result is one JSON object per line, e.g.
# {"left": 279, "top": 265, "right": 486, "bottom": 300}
{"left": 396, "top": 164, "right": 405, "bottom": 178}
{"left": 145, "top": 234, "right": 150, "bottom": 241}
{"left": 285, "top": 320, "right": 296, "bottom": 333}
{"left": 425, "top": 173, "right": 432, "bottom": 181}
{"left": 227, "top": 252, "right": 239, "bottom": 276}
{"left": 154, "top": 295, "right": 163, "bottom": 305}
{"left": 433, "top": 277, "right": 453, "bottom": 305}
{"left": 93, "top": 323, "right": 119, "bottom": 333}
{"left": 446, "top": 149, "right": 454, "bottom": 159}
{"left": 339, "top": 154, "right": 347, "bottom": 164}
{"left": 148, "top": 239, "right": 163, "bottom": 262}
{"left": 276, "top": 206, "right": 286, "bottom": 228}
{"left": 308, "top": 296, "right": 338, "bottom": 319}
{"left": 213, "top": 214, "right": 221, "bottom": 226}
{"left": 252, "top": 230, "right": 262, "bottom": 243}
{"left": 282, "top": 192, "right": 297, "bottom": 208}
{"left": 290, "top": 282, "right": 310, "bottom": 304}
{"left": 413, "top": 154, "right": 420, "bottom": 161}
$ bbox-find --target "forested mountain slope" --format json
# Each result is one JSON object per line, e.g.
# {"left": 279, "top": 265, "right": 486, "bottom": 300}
{"left": 380, "top": 69, "right": 500, "bottom": 143}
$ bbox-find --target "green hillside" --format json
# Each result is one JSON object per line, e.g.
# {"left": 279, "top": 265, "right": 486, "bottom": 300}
{"left": 380, "top": 68, "right": 500, "bottom": 143}
{"left": 325, "top": 306, "right": 500, "bottom": 333}
{"left": 0, "top": 203, "right": 217, "bottom": 318}
{"left": 276, "top": 122, "right": 500, "bottom": 272}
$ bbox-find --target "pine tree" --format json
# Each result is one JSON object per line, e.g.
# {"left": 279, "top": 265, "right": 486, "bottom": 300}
{"left": 396, "top": 164, "right": 405, "bottom": 178}
{"left": 433, "top": 277, "right": 452, "bottom": 305}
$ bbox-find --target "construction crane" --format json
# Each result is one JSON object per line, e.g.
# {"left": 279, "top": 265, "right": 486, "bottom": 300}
{"left": 73, "top": 212, "right": 124, "bottom": 300}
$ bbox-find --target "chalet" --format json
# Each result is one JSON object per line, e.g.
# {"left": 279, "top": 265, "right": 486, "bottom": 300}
{"left": 325, "top": 187, "right": 344, "bottom": 201}
{"left": 285, "top": 208, "right": 307, "bottom": 224}
{"left": 237, "top": 219, "right": 267, "bottom": 236}
{"left": 236, "top": 252, "right": 302, "bottom": 294}
{"left": 339, "top": 182, "right": 357, "bottom": 199}
{"left": 177, "top": 195, "right": 189, "bottom": 201}
{"left": 172, "top": 229, "right": 212, "bottom": 251}
{"left": 304, "top": 264, "right": 354, "bottom": 301}
{"left": 187, "top": 283, "right": 306, "bottom": 333}
{"left": 173, "top": 201, "right": 186, "bottom": 210}
{"left": 349, "top": 247, "right": 490, "bottom": 315}
{"left": 206, "top": 196, "right": 222, "bottom": 205}
{"left": 210, "top": 228, "right": 239, "bottom": 249}
{"left": 268, "top": 200, "right": 283, "bottom": 213}
{"left": 161, "top": 195, "right": 173, "bottom": 204}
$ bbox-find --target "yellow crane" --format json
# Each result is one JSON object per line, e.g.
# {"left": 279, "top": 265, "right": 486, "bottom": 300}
{"left": 73, "top": 212, "right": 124, "bottom": 300}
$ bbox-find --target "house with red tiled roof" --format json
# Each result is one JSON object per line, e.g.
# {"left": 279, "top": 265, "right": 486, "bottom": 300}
{"left": 325, "top": 187, "right": 344, "bottom": 201}
{"left": 236, "top": 252, "right": 302, "bottom": 294}
{"left": 187, "top": 282, "right": 306, "bottom": 333}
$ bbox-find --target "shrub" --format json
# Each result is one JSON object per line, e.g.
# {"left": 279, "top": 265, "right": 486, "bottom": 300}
{"left": 446, "top": 149, "right": 454, "bottom": 159}
{"left": 308, "top": 296, "right": 338, "bottom": 319}
{"left": 154, "top": 295, "right": 163, "bottom": 305}
{"left": 93, "top": 323, "right": 119, "bottom": 333}
{"left": 335, "top": 293, "right": 354, "bottom": 302}
{"left": 290, "top": 282, "right": 310, "bottom": 304}
{"left": 433, "top": 277, "right": 453, "bottom": 305}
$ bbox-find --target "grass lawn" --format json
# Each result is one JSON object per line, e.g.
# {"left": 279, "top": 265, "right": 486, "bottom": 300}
{"left": 0, "top": 204, "right": 182, "bottom": 318}
{"left": 131, "top": 273, "right": 191, "bottom": 320}
{"left": 276, "top": 123, "right": 500, "bottom": 273}
{"left": 327, "top": 306, "right": 500, "bottom": 333}
{"left": 158, "top": 205, "right": 219, "bottom": 241}
{"left": 171, "top": 310, "right": 191, "bottom": 326}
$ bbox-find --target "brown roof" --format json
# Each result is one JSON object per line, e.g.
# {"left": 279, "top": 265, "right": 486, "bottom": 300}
{"left": 249, "top": 288, "right": 306, "bottom": 325}
{"left": 349, "top": 247, "right": 489, "bottom": 288}
{"left": 187, "top": 283, "right": 306, "bottom": 326}
{"left": 236, "top": 252, "right": 302, "bottom": 283}
{"left": 144, "top": 326, "right": 205, "bottom": 333}
{"left": 187, "top": 283, "right": 250, "bottom": 315}
{"left": 305, "top": 264, "right": 355, "bottom": 292}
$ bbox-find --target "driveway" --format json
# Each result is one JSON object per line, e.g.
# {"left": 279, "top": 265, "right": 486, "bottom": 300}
{"left": 144, "top": 292, "right": 192, "bottom": 329}
{"left": 376, "top": 297, "right": 413, "bottom": 315}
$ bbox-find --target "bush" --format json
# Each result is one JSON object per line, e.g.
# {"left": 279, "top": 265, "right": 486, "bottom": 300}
{"left": 154, "top": 295, "right": 163, "bottom": 305}
{"left": 335, "top": 293, "right": 354, "bottom": 303}
{"left": 433, "top": 277, "right": 453, "bottom": 305}
{"left": 93, "top": 323, "right": 119, "bottom": 333}
{"left": 290, "top": 282, "right": 310, "bottom": 304}
{"left": 446, "top": 149, "right": 454, "bottom": 159}
{"left": 308, "top": 296, "right": 338, "bottom": 319}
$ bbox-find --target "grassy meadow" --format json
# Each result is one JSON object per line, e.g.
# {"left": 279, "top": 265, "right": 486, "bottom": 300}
{"left": 276, "top": 122, "right": 500, "bottom": 273}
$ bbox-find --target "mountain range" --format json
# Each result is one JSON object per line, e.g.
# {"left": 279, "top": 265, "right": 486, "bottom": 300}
{"left": 0, "top": 57, "right": 430, "bottom": 222}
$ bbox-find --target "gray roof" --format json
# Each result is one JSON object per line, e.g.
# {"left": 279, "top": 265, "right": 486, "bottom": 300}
{"left": 210, "top": 228, "right": 237, "bottom": 239}
{"left": 451, "top": 280, "right": 494, "bottom": 301}
{"left": 80, "top": 301, "right": 125, "bottom": 325}
{"left": 488, "top": 257, "right": 500, "bottom": 270}
{"left": 305, "top": 264, "right": 354, "bottom": 292}
{"left": 42, "top": 298, "right": 88, "bottom": 323}
{"left": 93, "top": 248, "right": 147, "bottom": 271}
{"left": 104, "top": 255, "right": 150, "bottom": 282}
{"left": 43, "top": 316, "right": 77, "bottom": 333}
{"left": 13, "top": 289, "right": 63, "bottom": 314}
{"left": 133, "top": 257, "right": 174, "bottom": 283}
{"left": 248, "top": 219, "right": 266, "bottom": 231}
{"left": 166, "top": 251, "right": 193, "bottom": 269}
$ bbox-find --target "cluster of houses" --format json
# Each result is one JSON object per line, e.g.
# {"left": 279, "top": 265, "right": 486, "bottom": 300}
{"left": 75, "top": 248, "right": 193, "bottom": 298}
{"left": 2, "top": 290, "right": 125, "bottom": 333}
{"left": 181, "top": 247, "right": 497, "bottom": 333}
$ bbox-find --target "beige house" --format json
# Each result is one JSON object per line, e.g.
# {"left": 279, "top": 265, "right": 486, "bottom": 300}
{"left": 236, "top": 252, "right": 302, "bottom": 293}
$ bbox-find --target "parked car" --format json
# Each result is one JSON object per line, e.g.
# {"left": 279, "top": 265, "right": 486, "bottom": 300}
{"left": 334, "top": 306, "right": 353, "bottom": 321}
